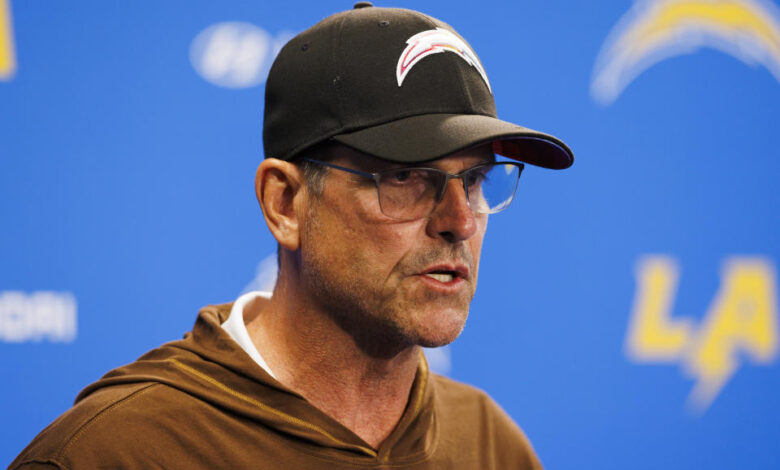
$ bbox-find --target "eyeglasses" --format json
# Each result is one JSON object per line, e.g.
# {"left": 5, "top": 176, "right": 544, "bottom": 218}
{"left": 301, "top": 158, "right": 524, "bottom": 221}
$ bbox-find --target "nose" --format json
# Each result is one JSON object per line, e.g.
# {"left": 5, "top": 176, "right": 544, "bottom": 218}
{"left": 426, "top": 178, "right": 478, "bottom": 243}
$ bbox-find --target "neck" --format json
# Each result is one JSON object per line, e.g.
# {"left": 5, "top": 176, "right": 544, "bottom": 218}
{"left": 244, "top": 275, "right": 421, "bottom": 449}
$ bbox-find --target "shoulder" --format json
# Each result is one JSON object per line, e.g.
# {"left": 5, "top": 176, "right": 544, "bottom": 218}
{"left": 431, "top": 373, "right": 491, "bottom": 403}
{"left": 431, "top": 373, "right": 509, "bottom": 422}
{"left": 9, "top": 381, "right": 191, "bottom": 470}
{"left": 431, "top": 374, "right": 544, "bottom": 469}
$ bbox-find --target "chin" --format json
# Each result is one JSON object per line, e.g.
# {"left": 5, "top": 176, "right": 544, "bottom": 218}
{"left": 417, "top": 336, "right": 458, "bottom": 348}
{"left": 410, "top": 307, "right": 469, "bottom": 348}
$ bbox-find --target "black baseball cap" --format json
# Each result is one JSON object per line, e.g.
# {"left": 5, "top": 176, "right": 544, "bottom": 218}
{"left": 263, "top": 2, "right": 573, "bottom": 169}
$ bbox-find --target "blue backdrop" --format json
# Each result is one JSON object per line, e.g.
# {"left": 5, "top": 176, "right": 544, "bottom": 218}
{"left": 2, "top": 1, "right": 779, "bottom": 468}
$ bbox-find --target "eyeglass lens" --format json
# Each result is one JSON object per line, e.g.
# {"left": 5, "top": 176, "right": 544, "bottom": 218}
{"left": 376, "top": 162, "right": 521, "bottom": 220}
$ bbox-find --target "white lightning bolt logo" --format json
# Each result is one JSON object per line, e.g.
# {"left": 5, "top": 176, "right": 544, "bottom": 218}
{"left": 396, "top": 27, "right": 492, "bottom": 93}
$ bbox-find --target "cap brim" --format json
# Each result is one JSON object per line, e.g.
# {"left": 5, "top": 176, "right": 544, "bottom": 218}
{"left": 332, "top": 113, "right": 573, "bottom": 169}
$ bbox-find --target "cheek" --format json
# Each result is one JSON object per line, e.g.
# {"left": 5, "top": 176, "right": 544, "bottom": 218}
{"left": 349, "top": 219, "right": 425, "bottom": 268}
{"left": 469, "top": 217, "right": 488, "bottom": 277}
{"left": 317, "top": 192, "right": 423, "bottom": 268}
{"left": 351, "top": 189, "right": 425, "bottom": 247}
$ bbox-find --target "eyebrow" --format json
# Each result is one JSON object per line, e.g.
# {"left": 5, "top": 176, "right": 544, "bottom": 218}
{"left": 352, "top": 155, "right": 495, "bottom": 173}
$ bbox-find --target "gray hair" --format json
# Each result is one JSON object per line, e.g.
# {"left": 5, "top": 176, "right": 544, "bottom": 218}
{"left": 275, "top": 141, "right": 335, "bottom": 271}
{"left": 294, "top": 139, "right": 345, "bottom": 197}
{"left": 296, "top": 158, "right": 328, "bottom": 198}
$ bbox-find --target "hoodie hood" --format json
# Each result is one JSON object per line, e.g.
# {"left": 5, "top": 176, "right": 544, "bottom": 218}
{"left": 75, "top": 303, "right": 438, "bottom": 463}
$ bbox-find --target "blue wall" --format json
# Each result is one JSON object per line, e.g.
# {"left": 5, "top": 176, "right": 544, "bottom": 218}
{"left": 2, "top": 1, "right": 779, "bottom": 468}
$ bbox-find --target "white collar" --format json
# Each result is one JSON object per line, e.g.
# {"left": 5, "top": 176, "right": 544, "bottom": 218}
{"left": 221, "top": 291, "right": 276, "bottom": 379}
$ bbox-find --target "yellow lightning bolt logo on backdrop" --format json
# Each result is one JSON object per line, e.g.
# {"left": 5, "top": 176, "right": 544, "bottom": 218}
{"left": 591, "top": 0, "right": 780, "bottom": 104}
{"left": 626, "top": 256, "right": 778, "bottom": 412}
{"left": 0, "top": 0, "right": 15, "bottom": 80}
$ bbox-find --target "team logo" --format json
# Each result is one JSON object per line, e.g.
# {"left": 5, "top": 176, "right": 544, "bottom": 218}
{"left": 0, "top": 0, "right": 16, "bottom": 81}
{"left": 190, "top": 22, "right": 294, "bottom": 89}
{"left": 626, "top": 256, "right": 778, "bottom": 412}
{"left": 0, "top": 291, "right": 78, "bottom": 343}
{"left": 591, "top": 0, "right": 780, "bottom": 105}
{"left": 396, "top": 27, "right": 492, "bottom": 93}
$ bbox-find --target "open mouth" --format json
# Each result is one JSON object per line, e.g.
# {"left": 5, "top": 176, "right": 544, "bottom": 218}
{"left": 420, "top": 264, "right": 468, "bottom": 284}
{"left": 424, "top": 271, "right": 457, "bottom": 283}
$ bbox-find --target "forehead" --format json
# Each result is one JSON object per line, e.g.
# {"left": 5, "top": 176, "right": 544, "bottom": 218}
{"left": 321, "top": 142, "right": 495, "bottom": 172}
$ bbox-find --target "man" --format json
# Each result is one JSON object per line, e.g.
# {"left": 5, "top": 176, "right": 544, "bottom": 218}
{"left": 10, "top": 3, "right": 572, "bottom": 469}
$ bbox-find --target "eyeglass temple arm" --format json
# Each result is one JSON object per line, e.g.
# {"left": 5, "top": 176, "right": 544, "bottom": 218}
{"left": 301, "top": 158, "right": 377, "bottom": 179}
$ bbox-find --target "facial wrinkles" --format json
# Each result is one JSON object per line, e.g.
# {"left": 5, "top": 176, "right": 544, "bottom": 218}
{"left": 298, "top": 151, "right": 488, "bottom": 353}
{"left": 391, "top": 242, "right": 474, "bottom": 279}
{"left": 302, "top": 211, "right": 476, "bottom": 353}
{"left": 381, "top": 242, "right": 477, "bottom": 339}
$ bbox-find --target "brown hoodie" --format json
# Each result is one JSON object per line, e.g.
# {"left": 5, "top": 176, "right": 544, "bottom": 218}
{"left": 9, "top": 303, "right": 543, "bottom": 469}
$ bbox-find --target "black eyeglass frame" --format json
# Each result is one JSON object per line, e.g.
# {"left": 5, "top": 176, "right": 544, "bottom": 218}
{"left": 300, "top": 157, "right": 524, "bottom": 221}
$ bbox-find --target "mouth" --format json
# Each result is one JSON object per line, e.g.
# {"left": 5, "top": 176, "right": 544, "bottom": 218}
{"left": 424, "top": 272, "right": 456, "bottom": 283}
{"left": 420, "top": 264, "right": 470, "bottom": 284}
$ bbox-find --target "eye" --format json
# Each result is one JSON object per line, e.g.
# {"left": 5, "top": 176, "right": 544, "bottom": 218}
{"left": 389, "top": 169, "right": 411, "bottom": 183}
{"left": 384, "top": 168, "right": 428, "bottom": 186}
{"left": 464, "top": 167, "right": 488, "bottom": 187}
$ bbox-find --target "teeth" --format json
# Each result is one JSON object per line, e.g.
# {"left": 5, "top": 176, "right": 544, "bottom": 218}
{"left": 425, "top": 272, "right": 454, "bottom": 283}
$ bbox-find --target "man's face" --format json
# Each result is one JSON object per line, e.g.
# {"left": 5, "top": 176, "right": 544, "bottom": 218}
{"left": 299, "top": 144, "right": 491, "bottom": 352}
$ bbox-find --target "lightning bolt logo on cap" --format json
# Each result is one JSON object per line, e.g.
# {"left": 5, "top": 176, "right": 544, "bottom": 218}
{"left": 396, "top": 27, "right": 492, "bottom": 93}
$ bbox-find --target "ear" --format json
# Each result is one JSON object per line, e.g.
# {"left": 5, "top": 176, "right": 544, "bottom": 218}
{"left": 255, "top": 159, "right": 306, "bottom": 251}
